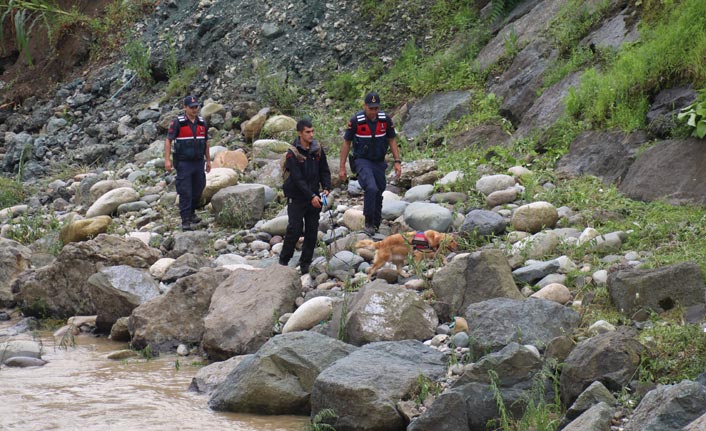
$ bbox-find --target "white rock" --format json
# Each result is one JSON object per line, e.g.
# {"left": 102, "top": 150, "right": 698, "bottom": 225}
{"left": 282, "top": 296, "right": 337, "bottom": 333}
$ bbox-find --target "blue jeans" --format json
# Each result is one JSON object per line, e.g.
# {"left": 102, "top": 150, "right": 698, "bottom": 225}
{"left": 355, "top": 158, "right": 387, "bottom": 228}
{"left": 175, "top": 159, "right": 206, "bottom": 224}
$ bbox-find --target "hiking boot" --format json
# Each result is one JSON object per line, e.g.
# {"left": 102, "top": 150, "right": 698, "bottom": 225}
{"left": 181, "top": 222, "right": 193, "bottom": 231}
{"left": 191, "top": 214, "right": 202, "bottom": 224}
{"left": 299, "top": 263, "right": 310, "bottom": 274}
{"left": 364, "top": 224, "right": 376, "bottom": 236}
{"left": 279, "top": 258, "right": 289, "bottom": 267}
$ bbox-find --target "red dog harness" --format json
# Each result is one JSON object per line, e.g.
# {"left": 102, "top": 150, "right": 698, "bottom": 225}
{"left": 411, "top": 232, "right": 430, "bottom": 250}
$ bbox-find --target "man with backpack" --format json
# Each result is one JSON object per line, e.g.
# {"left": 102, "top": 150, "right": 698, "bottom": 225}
{"left": 165, "top": 95, "right": 211, "bottom": 231}
{"left": 279, "top": 118, "right": 331, "bottom": 274}
{"left": 339, "top": 91, "right": 402, "bottom": 235}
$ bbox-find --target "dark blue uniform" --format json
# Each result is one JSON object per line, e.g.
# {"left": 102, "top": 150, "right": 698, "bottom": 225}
{"left": 280, "top": 138, "right": 331, "bottom": 270}
{"left": 167, "top": 114, "right": 208, "bottom": 225}
{"left": 344, "top": 110, "right": 396, "bottom": 230}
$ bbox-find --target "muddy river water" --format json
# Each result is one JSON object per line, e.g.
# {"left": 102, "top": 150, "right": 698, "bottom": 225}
{"left": 0, "top": 331, "right": 307, "bottom": 431}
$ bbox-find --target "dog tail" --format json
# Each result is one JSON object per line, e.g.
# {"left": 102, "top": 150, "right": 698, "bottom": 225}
{"left": 354, "top": 239, "right": 377, "bottom": 249}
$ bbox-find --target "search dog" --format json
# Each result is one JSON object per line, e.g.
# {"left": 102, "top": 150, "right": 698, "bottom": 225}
{"left": 355, "top": 230, "right": 458, "bottom": 278}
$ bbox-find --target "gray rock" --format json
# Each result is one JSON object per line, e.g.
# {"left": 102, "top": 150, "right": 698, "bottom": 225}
{"left": 13, "top": 235, "right": 160, "bottom": 318}
{"left": 625, "top": 380, "right": 706, "bottom": 431}
{"left": 608, "top": 262, "right": 705, "bottom": 315}
{"left": 0, "top": 238, "right": 32, "bottom": 305}
{"left": 620, "top": 138, "right": 706, "bottom": 205}
{"left": 87, "top": 265, "right": 160, "bottom": 332}
{"left": 460, "top": 209, "right": 507, "bottom": 236}
{"left": 463, "top": 297, "right": 580, "bottom": 353}
{"left": 562, "top": 401, "right": 615, "bottom": 431}
{"left": 202, "top": 266, "right": 301, "bottom": 360}
{"left": 432, "top": 250, "right": 522, "bottom": 318}
{"left": 209, "top": 332, "right": 357, "bottom": 414}
{"left": 311, "top": 340, "right": 446, "bottom": 431}
{"left": 344, "top": 280, "right": 438, "bottom": 345}
{"left": 403, "top": 202, "right": 453, "bottom": 232}
{"left": 560, "top": 330, "right": 646, "bottom": 405}
{"left": 189, "top": 355, "right": 253, "bottom": 395}
{"left": 400, "top": 90, "right": 473, "bottom": 140}
{"left": 129, "top": 267, "right": 231, "bottom": 353}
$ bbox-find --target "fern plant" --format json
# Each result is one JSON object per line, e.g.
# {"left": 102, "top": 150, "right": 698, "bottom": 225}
{"left": 304, "top": 408, "right": 338, "bottom": 431}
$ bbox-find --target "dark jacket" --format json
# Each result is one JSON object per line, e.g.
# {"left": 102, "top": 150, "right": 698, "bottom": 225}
{"left": 283, "top": 138, "right": 331, "bottom": 201}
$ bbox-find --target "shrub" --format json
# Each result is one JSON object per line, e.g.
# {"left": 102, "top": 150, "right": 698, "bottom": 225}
{"left": 678, "top": 90, "right": 706, "bottom": 138}
{"left": 0, "top": 176, "right": 25, "bottom": 208}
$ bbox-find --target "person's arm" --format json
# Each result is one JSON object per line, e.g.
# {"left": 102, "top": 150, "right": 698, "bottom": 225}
{"left": 204, "top": 142, "right": 211, "bottom": 173}
{"left": 165, "top": 117, "right": 177, "bottom": 172}
{"left": 389, "top": 137, "right": 401, "bottom": 178}
{"left": 320, "top": 149, "right": 332, "bottom": 194}
{"left": 339, "top": 140, "right": 351, "bottom": 182}
{"left": 164, "top": 138, "right": 173, "bottom": 171}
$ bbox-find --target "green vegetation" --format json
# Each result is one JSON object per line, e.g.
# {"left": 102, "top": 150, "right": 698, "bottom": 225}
{"left": 255, "top": 60, "right": 301, "bottom": 114}
{"left": 0, "top": 176, "right": 25, "bottom": 208}
{"left": 125, "top": 37, "right": 152, "bottom": 83}
{"left": 566, "top": 0, "right": 706, "bottom": 131}
{"left": 215, "top": 195, "right": 254, "bottom": 230}
{"left": 0, "top": 0, "right": 84, "bottom": 64}
{"left": 303, "top": 408, "right": 338, "bottom": 431}
{"left": 5, "top": 211, "right": 60, "bottom": 244}
{"left": 678, "top": 89, "right": 706, "bottom": 138}
{"left": 638, "top": 317, "right": 706, "bottom": 384}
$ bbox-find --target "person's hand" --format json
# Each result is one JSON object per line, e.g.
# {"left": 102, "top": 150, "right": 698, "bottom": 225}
{"left": 165, "top": 159, "right": 173, "bottom": 172}
{"left": 205, "top": 161, "right": 211, "bottom": 174}
{"left": 338, "top": 168, "right": 346, "bottom": 183}
{"left": 394, "top": 162, "right": 402, "bottom": 178}
{"left": 311, "top": 195, "right": 322, "bottom": 209}
{"left": 322, "top": 190, "right": 329, "bottom": 196}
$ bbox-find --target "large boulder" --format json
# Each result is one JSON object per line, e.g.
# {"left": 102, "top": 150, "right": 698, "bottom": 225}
{"left": 87, "top": 265, "right": 160, "bottom": 332}
{"left": 608, "top": 262, "right": 705, "bottom": 315}
{"left": 202, "top": 266, "right": 301, "bottom": 360}
{"left": 0, "top": 238, "right": 31, "bottom": 305}
{"left": 212, "top": 149, "right": 248, "bottom": 171}
{"left": 463, "top": 297, "right": 580, "bottom": 352}
{"left": 12, "top": 235, "right": 160, "bottom": 318}
{"left": 201, "top": 168, "right": 240, "bottom": 203}
{"left": 556, "top": 130, "right": 647, "bottom": 185}
{"left": 403, "top": 202, "right": 453, "bottom": 232}
{"left": 344, "top": 280, "right": 438, "bottom": 346}
{"left": 129, "top": 268, "right": 231, "bottom": 353}
{"left": 210, "top": 184, "right": 266, "bottom": 228}
{"left": 209, "top": 332, "right": 357, "bottom": 414}
{"left": 432, "top": 250, "right": 522, "bottom": 319}
{"left": 560, "top": 330, "right": 646, "bottom": 405}
{"left": 311, "top": 340, "right": 446, "bottom": 431}
{"left": 399, "top": 91, "right": 473, "bottom": 140}
{"left": 624, "top": 380, "right": 706, "bottom": 431}
{"left": 619, "top": 138, "right": 706, "bottom": 205}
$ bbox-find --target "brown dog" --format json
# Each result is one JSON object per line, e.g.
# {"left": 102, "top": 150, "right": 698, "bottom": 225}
{"left": 355, "top": 230, "right": 458, "bottom": 278}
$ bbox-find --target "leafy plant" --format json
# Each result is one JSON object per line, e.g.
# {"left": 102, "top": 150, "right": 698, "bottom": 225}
{"left": 165, "top": 64, "right": 199, "bottom": 98}
{"left": 304, "top": 408, "right": 338, "bottom": 431}
{"left": 0, "top": 0, "right": 84, "bottom": 65}
{"left": 488, "top": 0, "right": 524, "bottom": 24}
{"left": 5, "top": 211, "right": 60, "bottom": 244}
{"left": 677, "top": 91, "right": 706, "bottom": 138}
{"left": 216, "top": 195, "right": 254, "bottom": 229}
{"left": 413, "top": 374, "right": 443, "bottom": 405}
{"left": 125, "top": 36, "right": 152, "bottom": 83}
{"left": 255, "top": 60, "right": 300, "bottom": 114}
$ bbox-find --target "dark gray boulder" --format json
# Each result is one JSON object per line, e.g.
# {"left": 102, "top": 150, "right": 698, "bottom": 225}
{"left": 311, "top": 340, "right": 446, "bottom": 431}
{"left": 209, "top": 332, "right": 357, "bottom": 414}
{"left": 560, "top": 330, "right": 645, "bottom": 405}
{"left": 463, "top": 297, "right": 580, "bottom": 352}
{"left": 608, "top": 262, "right": 705, "bottom": 315}
{"left": 619, "top": 138, "right": 706, "bottom": 205}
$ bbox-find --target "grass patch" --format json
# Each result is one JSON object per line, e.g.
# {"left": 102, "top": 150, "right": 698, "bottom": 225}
{"left": 565, "top": 0, "right": 706, "bottom": 131}
{"left": 0, "top": 176, "right": 25, "bottom": 208}
{"left": 638, "top": 318, "right": 706, "bottom": 384}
